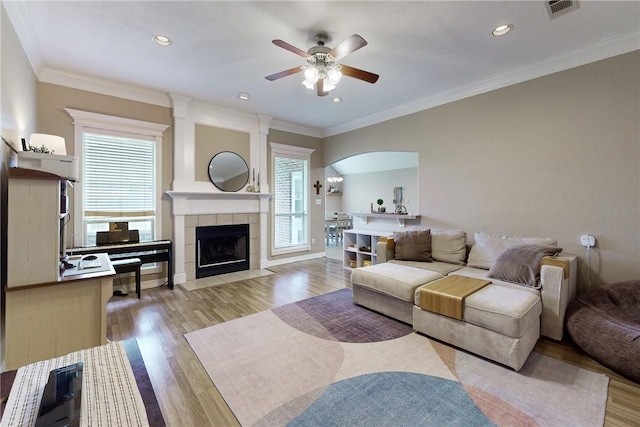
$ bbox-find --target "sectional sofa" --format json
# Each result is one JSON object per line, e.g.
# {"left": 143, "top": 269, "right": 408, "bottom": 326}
{"left": 351, "top": 230, "right": 577, "bottom": 371}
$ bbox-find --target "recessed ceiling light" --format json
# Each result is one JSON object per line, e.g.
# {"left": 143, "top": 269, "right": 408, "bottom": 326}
{"left": 153, "top": 35, "right": 172, "bottom": 46}
{"left": 492, "top": 25, "right": 513, "bottom": 36}
{"left": 331, "top": 97, "right": 342, "bottom": 103}
{"left": 238, "top": 92, "right": 250, "bottom": 100}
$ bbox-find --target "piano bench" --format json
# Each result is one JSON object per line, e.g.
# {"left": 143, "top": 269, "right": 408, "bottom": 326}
{"left": 111, "top": 258, "right": 142, "bottom": 299}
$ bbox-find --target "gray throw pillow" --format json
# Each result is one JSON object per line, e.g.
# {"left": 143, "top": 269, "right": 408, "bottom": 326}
{"left": 394, "top": 230, "right": 432, "bottom": 262}
{"left": 488, "top": 244, "right": 562, "bottom": 287}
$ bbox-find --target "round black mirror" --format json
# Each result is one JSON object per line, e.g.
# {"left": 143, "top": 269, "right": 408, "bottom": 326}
{"left": 208, "top": 151, "right": 249, "bottom": 192}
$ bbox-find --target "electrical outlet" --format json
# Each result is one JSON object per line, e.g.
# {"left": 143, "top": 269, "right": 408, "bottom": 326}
{"left": 580, "top": 234, "right": 596, "bottom": 248}
{"left": 315, "top": 199, "right": 322, "bottom": 205}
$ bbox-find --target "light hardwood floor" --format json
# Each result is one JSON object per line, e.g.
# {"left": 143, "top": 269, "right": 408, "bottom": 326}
{"left": 107, "top": 258, "right": 640, "bottom": 427}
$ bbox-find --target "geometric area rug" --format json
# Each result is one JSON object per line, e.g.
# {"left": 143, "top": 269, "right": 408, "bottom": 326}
{"left": 185, "top": 288, "right": 609, "bottom": 427}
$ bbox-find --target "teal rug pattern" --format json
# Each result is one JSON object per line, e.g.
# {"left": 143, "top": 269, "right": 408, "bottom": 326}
{"left": 185, "top": 288, "right": 609, "bottom": 426}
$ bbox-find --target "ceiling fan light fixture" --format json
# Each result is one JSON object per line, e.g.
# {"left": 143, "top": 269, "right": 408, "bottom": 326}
{"left": 304, "top": 67, "right": 319, "bottom": 83}
{"left": 266, "top": 33, "right": 379, "bottom": 96}
{"left": 327, "top": 68, "right": 342, "bottom": 84}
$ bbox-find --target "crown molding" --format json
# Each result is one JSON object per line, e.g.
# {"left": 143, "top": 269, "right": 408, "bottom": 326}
{"left": 3, "top": 0, "right": 46, "bottom": 76}
{"left": 65, "top": 108, "right": 169, "bottom": 136}
{"left": 269, "top": 119, "right": 323, "bottom": 139}
{"left": 324, "top": 30, "right": 640, "bottom": 137}
{"left": 38, "top": 67, "right": 172, "bottom": 108}
{"left": 186, "top": 99, "right": 262, "bottom": 126}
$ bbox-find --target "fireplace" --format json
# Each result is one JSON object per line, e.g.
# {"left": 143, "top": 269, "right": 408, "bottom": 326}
{"left": 196, "top": 224, "right": 249, "bottom": 278}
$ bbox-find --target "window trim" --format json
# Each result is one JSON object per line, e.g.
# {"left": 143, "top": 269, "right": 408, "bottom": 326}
{"left": 66, "top": 109, "right": 168, "bottom": 271}
{"left": 270, "top": 142, "right": 315, "bottom": 256}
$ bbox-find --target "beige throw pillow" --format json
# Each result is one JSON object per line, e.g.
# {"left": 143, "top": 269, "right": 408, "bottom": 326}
{"left": 430, "top": 229, "right": 467, "bottom": 265}
{"left": 394, "top": 230, "right": 432, "bottom": 262}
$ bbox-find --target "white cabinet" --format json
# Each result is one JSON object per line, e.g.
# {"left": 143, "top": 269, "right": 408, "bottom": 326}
{"left": 7, "top": 170, "right": 61, "bottom": 287}
{"left": 342, "top": 229, "right": 392, "bottom": 269}
{"left": 3, "top": 168, "right": 115, "bottom": 371}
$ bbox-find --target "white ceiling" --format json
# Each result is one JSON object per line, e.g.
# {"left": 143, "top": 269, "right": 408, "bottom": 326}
{"left": 5, "top": 1, "right": 640, "bottom": 136}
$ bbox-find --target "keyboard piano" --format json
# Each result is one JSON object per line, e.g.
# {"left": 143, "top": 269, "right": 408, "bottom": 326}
{"left": 67, "top": 240, "right": 173, "bottom": 289}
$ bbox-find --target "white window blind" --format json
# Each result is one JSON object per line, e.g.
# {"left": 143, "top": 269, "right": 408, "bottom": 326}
{"left": 82, "top": 130, "right": 157, "bottom": 246}
{"left": 83, "top": 132, "right": 156, "bottom": 216}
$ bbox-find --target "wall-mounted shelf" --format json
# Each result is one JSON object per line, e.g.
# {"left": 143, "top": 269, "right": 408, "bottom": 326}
{"left": 351, "top": 213, "right": 421, "bottom": 228}
{"left": 326, "top": 192, "right": 342, "bottom": 196}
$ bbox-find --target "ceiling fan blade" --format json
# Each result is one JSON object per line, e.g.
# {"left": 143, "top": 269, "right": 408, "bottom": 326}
{"left": 265, "top": 66, "right": 304, "bottom": 81}
{"left": 340, "top": 65, "right": 379, "bottom": 84}
{"left": 317, "top": 79, "right": 328, "bottom": 97}
{"left": 272, "top": 39, "right": 311, "bottom": 58}
{"left": 329, "top": 34, "right": 368, "bottom": 60}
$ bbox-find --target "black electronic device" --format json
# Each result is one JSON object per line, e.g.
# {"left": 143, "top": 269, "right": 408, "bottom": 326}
{"left": 96, "top": 229, "right": 139, "bottom": 246}
{"left": 35, "top": 363, "right": 83, "bottom": 427}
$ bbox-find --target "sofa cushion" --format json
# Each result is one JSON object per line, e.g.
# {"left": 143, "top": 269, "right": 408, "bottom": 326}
{"left": 488, "top": 244, "right": 562, "bottom": 288}
{"left": 390, "top": 259, "right": 464, "bottom": 276}
{"left": 467, "top": 232, "right": 557, "bottom": 270}
{"left": 463, "top": 285, "right": 542, "bottom": 338}
{"left": 431, "top": 229, "right": 467, "bottom": 265}
{"left": 351, "top": 263, "right": 443, "bottom": 302}
{"left": 393, "top": 229, "right": 432, "bottom": 262}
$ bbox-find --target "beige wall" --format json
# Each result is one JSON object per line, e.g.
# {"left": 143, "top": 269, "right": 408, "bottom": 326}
{"left": 1, "top": 3, "right": 39, "bottom": 369}
{"left": 194, "top": 124, "right": 250, "bottom": 183}
{"left": 267, "top": 129, "right": 324, "bottom": 260}
{"left": 1, "top": 4, "right": 37, "bottom": 148}
{"left": 324, "top": 51, "right": 640, "bottom": 291}
{"left": 341, "top": 167, "right": 418, "bottom": 221}
{"left": 36, "top": 83, "right": 174, "bottom": 263}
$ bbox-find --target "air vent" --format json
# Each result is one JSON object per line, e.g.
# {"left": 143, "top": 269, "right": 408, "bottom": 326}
{"left": 545, "top": 0, "right": 578, "bottom": 19}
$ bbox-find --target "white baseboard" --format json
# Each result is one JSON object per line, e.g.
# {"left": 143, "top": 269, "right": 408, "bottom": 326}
{"left": 266, "top": 252, "right": 325, "bottom": 267}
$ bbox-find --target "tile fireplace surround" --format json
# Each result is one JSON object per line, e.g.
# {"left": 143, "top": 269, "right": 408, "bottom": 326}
{"left": 167, "top": 191, "right": 271, "bottom": 285}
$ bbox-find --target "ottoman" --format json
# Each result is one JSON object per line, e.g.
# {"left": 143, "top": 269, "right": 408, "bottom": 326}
{"left": 351, "top": 263, "right": 443, "bottom": 324}
{"left": 566, "top": 280, "right": 640, "bottom": 383}
{"left": 413, "top": 282, "right": 542, "bottom": 371}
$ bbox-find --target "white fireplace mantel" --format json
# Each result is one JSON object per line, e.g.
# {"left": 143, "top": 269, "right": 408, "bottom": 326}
{"left": 167, "top": 190, "right": 272, "bottom": 216}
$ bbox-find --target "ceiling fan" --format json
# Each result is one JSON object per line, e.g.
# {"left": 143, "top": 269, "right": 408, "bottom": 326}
{"left": 265, "top": 33, "right": 379, "bottom": 97}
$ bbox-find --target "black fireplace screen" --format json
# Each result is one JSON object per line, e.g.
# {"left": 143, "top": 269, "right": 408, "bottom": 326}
{"left": 196, "top": 224, "right": 249, "bottom": 278}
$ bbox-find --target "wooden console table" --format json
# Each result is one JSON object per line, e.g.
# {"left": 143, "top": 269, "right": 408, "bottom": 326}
{"left": 3, "top": 254, "right": 115, "bottom": 371}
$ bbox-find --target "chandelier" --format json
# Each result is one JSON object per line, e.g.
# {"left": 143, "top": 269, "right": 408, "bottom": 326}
{"left": 302, "top": 52, "right": 342, "bottom": 92}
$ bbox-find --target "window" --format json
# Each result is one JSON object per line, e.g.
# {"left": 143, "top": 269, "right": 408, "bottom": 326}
{"left": 66, "top": 109, "right": 168, "bottom": 248}
{"left": 82, "top": 131, "right": 156, "bottom": 246}
{"left": 270, "top": 143, "right": 315, "bottom": 255}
